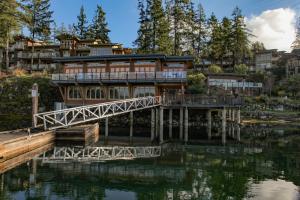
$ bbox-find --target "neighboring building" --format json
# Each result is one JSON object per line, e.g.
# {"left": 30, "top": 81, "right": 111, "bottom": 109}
{"left": 255, "top": 49, "right": 285, "bottom": 72}
{"left": 286, "top": 49, "right": 300, "bottom": 77}
{"left": 0, "top": 34, "right": 132, "bottom": 72}
{"left": 206, "top": 73, "right": 263, "bottom": 95}
{"left": 51, "top": 54, "right": 193, "bottom": 106}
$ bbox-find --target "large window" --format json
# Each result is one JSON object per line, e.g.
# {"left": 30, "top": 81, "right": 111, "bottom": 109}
{"left": 68, "top": 86, "right": 82, "bottom": 99}
{"left": 109, "top": 87, "right": 129, "bottom": 99}
{"left": 134, "top": 87, "right": 155, "bottom": 98}
{"left": 86, "top": 87, "right": 105, "bottom": 100}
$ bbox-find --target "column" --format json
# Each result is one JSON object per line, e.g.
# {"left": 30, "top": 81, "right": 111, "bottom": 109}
{"left": 184, "top": 108, "right": 188, "bottom": 143}
{"left": 232, "top": 123, "right": 235, "bottom": 139}
{"left": 0, "top": 173, "right": 4, "bottom": 193}
{"left": 156, "top": 108, "right": 159, "bottom": 138}
{"left": 237, "top": 109, "right": 241, "bottom": 124}
{"left": 169, "top": 109, "right": 173, "bottom": 139}
{"left": 159, "top": 107, "right": 164, "bottom": 143}
{"left": 207, "top": 110, "right": 212, "bottom": 140}
{"left": 129, "top": 112, "right": 133, "bottom": 140}
{"left": 232, "top": 109, "right": 235, "bottom": 122}
{"left": 32, "top": 83, "right": 39, "bottom": 127}
{"left": 222, "top": 108, "right": 227, "bottom": 145}
{"left": 179, "top": 108, "right": 183, "bottom": 140}
{"left": 105, "top": 118, "right": 109, "bottom": 138}
{"left": 228, "top": 109, "right": 232, "bottom": 121}
{"left": 151, "top": 109, "right": 155, "bottom": 141}
{"left": 29, "top": 159, "right": 37, "bottom": 185}
{"left": 237, "top": 125, "right": 241, "bottom": 142}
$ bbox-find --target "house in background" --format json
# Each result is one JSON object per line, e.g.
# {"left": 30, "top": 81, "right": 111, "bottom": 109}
{"left": 286, "top": 49, "right": 300, "bottom": 77}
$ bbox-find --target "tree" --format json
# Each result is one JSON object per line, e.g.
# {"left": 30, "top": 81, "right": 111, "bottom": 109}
{"left": 251, "top": 41, "right": 265, "bottom": 53}
{"left": 89, "top": 5, "right": 110, "bottom": 42}
{"left": 234, "top": 64, "right": 248, "bottom": 74}
{"left": 187, "top": 72, "right": 207, "bottom": 94}
{"left": 150, "top": 0, "right": 172, "bottom": 54}
{"left": 134, "top": 0, "right": 152, "bottom": 53}
{"left": 21, "top": 0, "right": 53, "bottom": 70}
{"left": 219, "top": 17, "right": 233, "bottom": 66}
{"left": 73, "top": 5, "right": 88, "bottom": 39}
{"left": 231, "top": 7, "right": 250, "bottom": 65}
{"left": 194, "top": 3, "right": 208, "bottom": 64}
{"left": 292, "top": 17, "right": 300, "bottom": 50}
{"left": 208, "top": 65, "right": 223, "bottom": 73}
{"left": 207, "top": 13, "right": 222, "bottom": 63}
{"left": 0, "top": 0, "right": 21, "bottom": 72}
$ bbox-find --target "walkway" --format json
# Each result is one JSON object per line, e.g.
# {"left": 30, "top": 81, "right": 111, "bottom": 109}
{"left": 34, "top": 96, "right": 161, "bottom": 130}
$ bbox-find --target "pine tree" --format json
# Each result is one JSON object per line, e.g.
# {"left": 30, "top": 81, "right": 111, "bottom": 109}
{"left": 89, "top": 5, "right": 110, "bottom": 42}
{"left": 73, "top": 5, "right": 88, "bottom": 39}
{"left": 220, "top": 17, "right": 232, "bottom": 66}
{"left": 0, "top": 0, "right": 21, "bottom": 71}
{"left": 207, "top": 13, "right": 222, "bottom": 63}
{"left": 21, "top": 0, "right": 54, "bottom": 41}
{"left": 134, "top": 0, "right": 150, "bottom": 53}
{"left": 292, "top": 17, "right": 300, "bottom": 50}
{"left": 20, "top": 0, "right": 53, "bottom": 70}
{"left": 150, "top": 0, "right": 172, "bottom": 54}
{"left": 184, "top": 1, "right": 197, "bottom": 55}
{"left": 231, "top": 7, "right": 250, "bottom": 65}
{"left": 194, "top": 3, "right": 208, "bottom": 64}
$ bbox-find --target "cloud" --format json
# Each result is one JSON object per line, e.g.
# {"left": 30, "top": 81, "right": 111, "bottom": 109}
{"left": 246, "top": 8, "right": 297, "bottom": 52}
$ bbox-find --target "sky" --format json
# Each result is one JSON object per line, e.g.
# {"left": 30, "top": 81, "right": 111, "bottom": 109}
{"left": 50, "top": 0, "right": 300, "bottom": 52}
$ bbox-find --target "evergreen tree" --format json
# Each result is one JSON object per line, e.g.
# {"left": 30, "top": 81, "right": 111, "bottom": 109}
{"left": 194, "top": 3, "right": 208, "bottom": 64}
{"left": 21, "top": 0, "right": 53, "bottom": 70}
{"left": 231, "top": 7, "right": 250, "bottom": 65}
{"left": 89, "top": 5, "right": 110, "bottom": 42}
{"left": 150, "top": 0, "right": 172, "bottom": 54}
{"left": 134, "top": 0, "right": 151, "bottom": 53}
{"left": 207, "top": 13, "right": 222, "bottom": 63}
{"left": 0, "top": 0, "right": 21, "bottom": 71}
{"left": 292, "top": 17, "right": 300, "bottom": 50}
{"left": 73, "top": 5, "right": 88, "bottom": 39}
{"left": 21, "top": 0, "right": 54, "bottom": 41}
{"left": 220, "top": 17, "right": 232, "bottom": 66}
{"left": 184, "top": 1, "right": 197, "bottom": 55}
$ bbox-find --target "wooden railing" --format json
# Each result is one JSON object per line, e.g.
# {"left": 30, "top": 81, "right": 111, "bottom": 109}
{"left": 163, "top": 94, "right": 244, "bottom": 107}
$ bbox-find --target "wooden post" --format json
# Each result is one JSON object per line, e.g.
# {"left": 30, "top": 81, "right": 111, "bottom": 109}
{"left": 32, "top": 83, "right": 39, "bottom": 127}
{"left": 207, "top": 110, "right": 212, "bottom": 140}
{"left": 169, "top": 109, "right": 173, "bottom": 139}
{"left": 105, "top": 118, "right": 109, "bottom": 138}
{"left": 0, "top": 173, "right": 4, "bottom": 192}
{"left": 151, "top": 109, "right": 155, "bottom": 141}
{"left": 129, "top": 112, "right": 133, "bottom": 140}
{"left": 232, "top": 109, "right": 235, "bottom": 122}
{"left": 156, "top": 108, "right": 159, "bottom": 138}
{"left": 237, "top": 109, "right": 241, "bottom": 124}
{"left": 222, "top": 108, "right": 227, "bottom": 145}
{"left": 184, "top": 108, "right": 188, "bottom": 143}
{"left": 159, "top": 107, "right": 164, "bottom": 144}
{"left": 237, "top": 125, "right": 240, "bottom": 141}
{"left": 179, "top": 108, "right": 183, "bottom": 140}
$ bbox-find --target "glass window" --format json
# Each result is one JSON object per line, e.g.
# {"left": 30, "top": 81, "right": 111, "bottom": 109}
{"left": 86, "top": 87, "right": 105, "bottom": 100}
{"left": 109, "top": 87, "right": 129, "bottom": 100}
{"left": 68, "top": 86, "right": 82, "bottom": 99}
{"left": 134, "top": 87, "right": 155, "bottom": 97}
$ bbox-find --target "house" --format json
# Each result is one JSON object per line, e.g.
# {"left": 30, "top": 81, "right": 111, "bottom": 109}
{"left": 286, "top": 49, "right": 300, "bottom": 77}
{"left": 51, "top": 54, "right": 194, "bottom": 107}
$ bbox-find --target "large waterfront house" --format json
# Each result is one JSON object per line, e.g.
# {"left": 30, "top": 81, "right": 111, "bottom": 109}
{"left": 52, "top": 54, "right": 193, "bottom": 107}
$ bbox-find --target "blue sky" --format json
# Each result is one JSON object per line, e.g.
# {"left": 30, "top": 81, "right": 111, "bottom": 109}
{"left": 50, "top": 0, "right": 300, "bottom": 48}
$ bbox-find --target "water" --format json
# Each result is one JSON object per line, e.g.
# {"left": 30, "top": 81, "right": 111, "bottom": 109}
{"left": 0, "top": 125, "right": 300, "bottom": 200}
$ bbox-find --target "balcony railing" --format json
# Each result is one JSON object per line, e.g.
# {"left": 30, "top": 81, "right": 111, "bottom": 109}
{"left": 163, "top": 94, "right": 244, "bottom": 107}
{"left": 52, "top": 72, "right": 187, "bottom": 82}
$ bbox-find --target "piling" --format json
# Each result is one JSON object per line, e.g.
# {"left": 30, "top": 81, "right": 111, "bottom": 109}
{"left": 207, "top": 110, "right": 212, "bottom": 140}
{"left": 169, "top": 109, "right": 173, "bottom": 139}
{"left": 184, "top": 108, "right": 188, "bottom": 143}
{"left": 179, "top": 108, "right": 183, "bottom": 140}
{"left": 159, "top": 107, "right": 164, "bottom": 143}
{"left": 151, "top": 109, "right": 155, "bottom": 141}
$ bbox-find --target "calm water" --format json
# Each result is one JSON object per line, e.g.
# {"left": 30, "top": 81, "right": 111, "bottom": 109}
{"left": 0, "top": 125, "right": 300, "bottom": 200}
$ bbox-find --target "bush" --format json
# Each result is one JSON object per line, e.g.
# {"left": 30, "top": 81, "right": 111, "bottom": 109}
{"left": 234, "top": 64, "right": 249, "bottom": 75}
{"left": 187, "top": 72, "right": 207, "bottom": 94}
{"left": 208, "top": 65, "right": 223, "bottom": 74}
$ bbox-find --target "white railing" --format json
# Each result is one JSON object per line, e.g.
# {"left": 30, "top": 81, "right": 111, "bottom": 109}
{"left": 34, "top": 96, "right": 161, "bottom": 130}
{"left": 41, "top": 146, "right": 161, "bottom": 163}
{"left": 208, "top": 81, "right": 263, "bottom": 88}
{"left": 52, "top": 71, "right": 187, "bottom": 82}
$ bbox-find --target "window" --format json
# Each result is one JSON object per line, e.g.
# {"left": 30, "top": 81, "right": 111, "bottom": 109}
{"left": 134, "top": 87, "right": 155, "bottom": 98}
{"left": 86, "top": 87, "right": 105, "bottom": 99}
{"left": 109, "top": 87, "right": 129, "bottom": 99}
{"left": 68, "top": 86, "right": 82, "bottom": 99}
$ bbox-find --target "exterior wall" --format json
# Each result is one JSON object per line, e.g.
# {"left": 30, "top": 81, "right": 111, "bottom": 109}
{"left": 286, "top": 57, "right": 300, "bottom": 77}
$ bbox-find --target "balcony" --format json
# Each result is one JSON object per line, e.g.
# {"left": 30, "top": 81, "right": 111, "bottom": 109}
{"left": 52, "top": 72, "right": 187, "bottom": 84}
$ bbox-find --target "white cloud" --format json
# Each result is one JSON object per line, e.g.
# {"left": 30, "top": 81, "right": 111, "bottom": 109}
{"left": 246, "top": 8, "right": 297, "bottom": 52}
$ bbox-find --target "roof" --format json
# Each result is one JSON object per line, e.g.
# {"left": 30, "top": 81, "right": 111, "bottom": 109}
{"left": 54, "top": 54, "right": 194, "bottom": 63}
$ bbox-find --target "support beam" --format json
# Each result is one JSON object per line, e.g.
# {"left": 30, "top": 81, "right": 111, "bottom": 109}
{"left": 129, "top": 112, "right": 133, "bottom": 140}
{"left": 156, "top": 108, "right": 159, "bottom": 138}
{"left": 159, "top": 107, "right": 164, "bottom": 144}
{"left": 169, "top": 109, "right": 173, "bottom": 139}
{"left": 179, "top": 108, "right": 183, "bottom": 140}
{"left": 237, "top": 125, "right": 241, "bottom": 141}
{"left": 228, "top": 109, "right": 232, "bottom": 121}
{"left": 207, "top": 110, "right": 212, "bottom": 140}
{"left": 0, "top": 173, "right": 4, "bottom": 193}
{"left": 232, "top": 109, "right": 235, "bottom": 122}
{"left": 105, "top": 118, "right": 109, "bottom": 138}
{"left": 32, "top": 83, "right": 39, "bottom": 127}
{"left": 151, "top": 109, "right": 155, "bottom": 141}
{"left": 236, "top": 109, "right": 241, "bottom": 124}
{"left": 222, "top": 108, "right": 227, "bottom": 145}
{"left": 184, "top": 108, "right": 188, "bottom": 143}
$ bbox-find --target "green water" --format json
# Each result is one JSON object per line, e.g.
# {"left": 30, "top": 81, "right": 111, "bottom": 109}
{"left": 0, "top": 125, "right": 300, "bottom": 200}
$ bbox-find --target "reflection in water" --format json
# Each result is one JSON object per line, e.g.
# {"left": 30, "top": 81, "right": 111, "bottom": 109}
{"left": 0, "top": 125, "right": 300, "bottom": 200}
